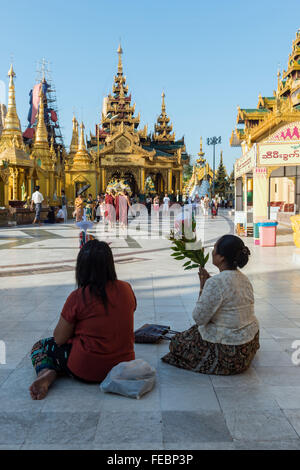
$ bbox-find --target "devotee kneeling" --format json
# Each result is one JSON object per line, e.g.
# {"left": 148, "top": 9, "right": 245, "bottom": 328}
{"left": 55, "top": 205, "right": 65, "bottom": 223}
{"left": 29, "top": 240, "right": 136, "bottom": 399}
{"left": 162, "top": 235, "right": 259, "bottom": 375}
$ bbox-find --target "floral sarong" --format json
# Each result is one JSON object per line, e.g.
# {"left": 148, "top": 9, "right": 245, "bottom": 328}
{"left": 162, "top": 325, "right": 259, "bottom": 375}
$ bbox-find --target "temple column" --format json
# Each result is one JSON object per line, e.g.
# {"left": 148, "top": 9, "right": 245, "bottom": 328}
{"left": 167, "top": 168, "right": 172, "bottom": 194}
{"left": 4, "top": 183, "right": 9, "bottom": 206}
{"left": 242, "top": 174, "right": 247, "bottom": 212}
{"left": 10, "top": 168, "right": 19, "bottom": 200}
{"left": 179, "top": 171, "right": 183, "bottom": 194}
{"left": 140, "top": 167, "right": 145, "bottom": 194}
{"left": 253, "top": 168, "right": 269, "bottom": 222}
{"left": 101, "top": 167, "right": 106, "bottom": 192}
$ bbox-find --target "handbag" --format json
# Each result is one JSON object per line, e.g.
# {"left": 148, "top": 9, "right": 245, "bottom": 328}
{"left": 134, "top": 323, "right": 179, "bottom": 344}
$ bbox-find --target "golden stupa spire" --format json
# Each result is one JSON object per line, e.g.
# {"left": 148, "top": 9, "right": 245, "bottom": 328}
{"left": 34, "top": 87, "right": 49, "bottom": 147}
{"left": 79, "top": 122, "right": 87, "bottom": 151}
{"left": 117, "top": 44, "right": 123, "bottom": 75}
{"left": 161, "top": 91, "right": 166, "bottom": 114}
{"left": 154, "top": 91, "right": 175, "bottom": 142}
{"left": 73, "top": 122, "right": 92, "bottom": 167}
{"left": 2, "top": 64, "right": 22, "bottom": 140}
{"left": 69, "top": 115, "right": 79, "bottom": 154}
{"left": 196, "top": 136, "right": 205, "bottom": 165}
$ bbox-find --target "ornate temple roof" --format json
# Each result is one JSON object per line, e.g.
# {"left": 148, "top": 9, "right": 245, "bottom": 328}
{"left": 153, "top": 92, "right": 175, "bottom": 142}
{"left": 230, "top": 29, "right": 300, "bottom": 148}
{"left": 87, "top": 46, "right": 190, "bottom": 165}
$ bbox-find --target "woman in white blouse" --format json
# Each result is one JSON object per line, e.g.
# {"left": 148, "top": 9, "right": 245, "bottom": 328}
{"left": 162, "top": 234, "right": 260, "bottom": 375}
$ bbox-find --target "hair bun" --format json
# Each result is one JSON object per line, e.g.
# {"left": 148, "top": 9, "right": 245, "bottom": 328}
{"left": 236, "top": 245, "right": 250, "bottom": 268}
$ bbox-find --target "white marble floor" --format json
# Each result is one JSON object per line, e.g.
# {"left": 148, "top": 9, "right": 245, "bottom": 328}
{"left": 0, "top": 210, "right": 300, "bottom": 450}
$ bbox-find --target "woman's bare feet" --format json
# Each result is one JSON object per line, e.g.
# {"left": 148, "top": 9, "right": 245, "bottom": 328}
{"left": 29, "top": 369, "right": 57, "bottom": 400}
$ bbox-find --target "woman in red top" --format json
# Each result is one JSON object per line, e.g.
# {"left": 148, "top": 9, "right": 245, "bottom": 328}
{"left": 29, "top": 240, "right": 136, "bottom": 400}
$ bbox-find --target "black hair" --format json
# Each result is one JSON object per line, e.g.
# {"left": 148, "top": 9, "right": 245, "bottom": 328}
{"left": 75, "top": 239, "right": 117, "bottom": 307}
{"left": 216, "top": 234, "right": 250, "bottom": 269}
{"left": 35, "top": 185, "right": 40, "bottom": 191}
{"left": 58, "top": 205, "right": 62, "bottom": 209}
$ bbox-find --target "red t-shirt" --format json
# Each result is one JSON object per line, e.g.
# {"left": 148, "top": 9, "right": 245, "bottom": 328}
{"left": 61, "top": 280, "right": 136, "bottom": 382}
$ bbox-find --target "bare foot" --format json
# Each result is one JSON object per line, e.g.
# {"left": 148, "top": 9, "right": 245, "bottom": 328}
{"left": 29, "top": 369, "right": 57, "bottom": 400}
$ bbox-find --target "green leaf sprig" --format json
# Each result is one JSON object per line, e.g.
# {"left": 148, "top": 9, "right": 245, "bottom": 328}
{"left": 169, "top": 231, "right": 209, "bottom": 270}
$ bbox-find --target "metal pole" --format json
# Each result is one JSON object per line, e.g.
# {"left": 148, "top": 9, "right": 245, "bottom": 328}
{"left": 212, "top": 144, "right": 215, "bottom": 196}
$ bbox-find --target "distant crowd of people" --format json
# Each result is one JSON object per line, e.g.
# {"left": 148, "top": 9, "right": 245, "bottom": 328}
{"left": 30, "top": 185, "right": 234, "bottom": 226}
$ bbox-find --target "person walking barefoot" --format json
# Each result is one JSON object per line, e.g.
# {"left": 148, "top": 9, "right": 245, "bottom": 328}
{"left": 31, "top": 185, "right": 44, "bottom": 226}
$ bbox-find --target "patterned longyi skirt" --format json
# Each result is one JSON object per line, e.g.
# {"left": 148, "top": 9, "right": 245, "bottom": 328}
{"left": 161, "top": 325, "right": 260, "bottom": 375}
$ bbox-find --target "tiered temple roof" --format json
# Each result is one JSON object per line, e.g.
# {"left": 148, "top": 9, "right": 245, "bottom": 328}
{"left": 88, "top": 45, "right": 189, "bottom": 163}
{"left": 230, "top": 29, "right": 300, "bottom": 148}
{"left": 153, "top": 92, "right": 175, "bottom": 142}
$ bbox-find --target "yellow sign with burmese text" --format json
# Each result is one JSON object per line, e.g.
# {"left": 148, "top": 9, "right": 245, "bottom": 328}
{"left": 258, "top": 142, "right": 300, "bottom": 166}
{"left": 234, "top": 145, "right": 256, "bottom": 179}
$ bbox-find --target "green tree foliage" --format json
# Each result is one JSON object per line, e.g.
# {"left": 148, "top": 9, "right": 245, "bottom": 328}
{"left": 215, "top": 152, "right": 228, "bottom": 197}
{"left": 183, "top": 163, "right": 193, "bottom": 183}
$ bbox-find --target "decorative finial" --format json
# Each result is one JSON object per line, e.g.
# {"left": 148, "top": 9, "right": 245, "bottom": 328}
{"left": 117, "top": 44, "right": 123, "bottom": 75}
{"left": 79, "top": 122, "right": 87, "bottom": 151}
{"left": 34, "top": 85, "right": 49, "bottom": 147}
{"left": 2, "top": 63, "right": 22, "bottom": 136}
{"left": 161, "top": 91, "right": 166, "bottom": 112}
{"left": 197, "top": 136, "right": 205, "bottom": 164}
{"left": 70, "top": 115, "right": 79, "bottom": 154}
{"left": 8, "top": 64, "right": 16, "bottom": 80}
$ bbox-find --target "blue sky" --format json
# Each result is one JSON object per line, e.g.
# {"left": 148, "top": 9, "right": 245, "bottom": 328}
{"left": 0, "top": 0, "right": 300, "bottom": 173}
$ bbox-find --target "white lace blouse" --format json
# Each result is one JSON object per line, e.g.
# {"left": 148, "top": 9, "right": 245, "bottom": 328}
{"left": 192, "top": 270, "right": 259, "bottom": 345}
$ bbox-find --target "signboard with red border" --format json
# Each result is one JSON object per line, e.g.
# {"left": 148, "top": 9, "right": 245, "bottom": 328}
{"left": 258, "top": 142, "right": 300, "bottom": 166}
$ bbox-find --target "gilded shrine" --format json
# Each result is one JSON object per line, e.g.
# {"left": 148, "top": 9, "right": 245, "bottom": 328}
{"left": 0, "top": 45, "right": 190, "bottom": 221}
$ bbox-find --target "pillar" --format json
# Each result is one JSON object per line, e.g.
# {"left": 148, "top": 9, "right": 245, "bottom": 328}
{"left": 179, "top": 171, "right": 183, "bottom": 194}
{"left": 11, "top": 168, "right": 18, "bottom": 200}
{"left": 140, "top": 168, "right": 145, "bottom": 194}
{"left": 168, "top": 168, "right": 172, "bottom": 193}
{"left": 253, "top": 167, "right": 269, "bottom": 222}
{"left": 242, "top": 174, "right": 247, "bottom": 212}
{"left": 101, "top": 167, "right": 106, "bottom": 193}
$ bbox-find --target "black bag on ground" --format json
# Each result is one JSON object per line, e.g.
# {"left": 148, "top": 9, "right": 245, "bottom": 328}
{"left": 134, "top": 323, "right": 179, "bottom": 344}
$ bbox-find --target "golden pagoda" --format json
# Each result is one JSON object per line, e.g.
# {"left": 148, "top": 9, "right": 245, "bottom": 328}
{"left": 0, "top": 44, "right": 190, "bottom": 217}
{"left": 0, "top": 65, "right": 33, "bottom": 205}
{"left": 0, "top": 68, "right": 64, "bottom": 211}
{"left": 65, "top": 121, "right": 98, "bottom": 199}
{"left": 86, "top": 45, "right": 189, "bottom": 197}
{"left": 29, "top": 86, "right": 62, "bottom": 204}
{"left": 184, "top": 137, "right": 213, "bottom": 197}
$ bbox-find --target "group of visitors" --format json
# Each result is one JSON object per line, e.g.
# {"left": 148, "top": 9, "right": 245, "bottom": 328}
{"left": 144, "top": 193, "right": 170, "bottom": 217}
{"left": 74, "top": 190, "right": 131, "bottom": 228}
{"left": 188, "top": 194, "right": 234, "bottom": 219}
{"left": 29, "top": 233, "right": 259, "bottom": 400}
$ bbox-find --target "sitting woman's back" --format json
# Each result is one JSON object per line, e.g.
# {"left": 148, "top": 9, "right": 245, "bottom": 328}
{"left": 62, "top": 279, "right": 136, "bottom": 382}
{"left": 29, "top": 240, "right": 136, "bottom": 400}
